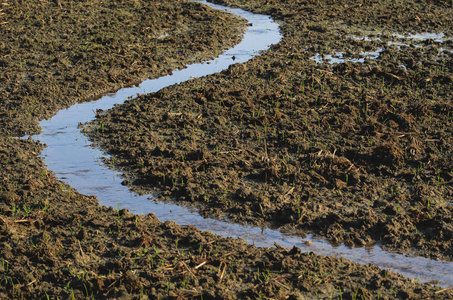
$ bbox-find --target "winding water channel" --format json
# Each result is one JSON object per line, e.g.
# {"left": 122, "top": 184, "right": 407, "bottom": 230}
{"left": 29, "top": 0, "right": 453, "bottom": 287}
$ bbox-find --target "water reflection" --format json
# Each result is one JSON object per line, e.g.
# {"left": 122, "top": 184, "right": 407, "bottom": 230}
{"left": 311, "top": 31, "right": 452, "bottom": 64}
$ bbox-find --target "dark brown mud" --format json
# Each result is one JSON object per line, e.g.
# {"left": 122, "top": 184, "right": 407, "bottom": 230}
{"left": 1, "top": 135, "right": 451, "bottom": 299}
{"left": 1, "top": 0, "right": 453, "bottom": 299}
{"left": 0, "top": 137, "right": 449, "bottom": 299}
{"left": 0, "top": 0, "right": 245, "bottom": 136}
{"left": 87, "top": 0, "right": 453, "bottom": 262}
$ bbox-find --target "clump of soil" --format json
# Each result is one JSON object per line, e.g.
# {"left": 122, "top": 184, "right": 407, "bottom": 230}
{"left": 87, "top": 0, "right": 453, "bottom": 261}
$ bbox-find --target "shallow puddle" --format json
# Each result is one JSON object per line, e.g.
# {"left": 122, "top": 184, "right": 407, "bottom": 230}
{"left": 311, "top": 31, "right": 452, "bottom": 64}
{"left": 310, "top": 49, "right": 382, "bottom": 64}
{"left": 27, "top": 0, "right": 453, "bottom": 288}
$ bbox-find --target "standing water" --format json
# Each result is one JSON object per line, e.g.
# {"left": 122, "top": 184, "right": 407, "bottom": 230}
{"left": 27, "top": 0, "right": 453, "bottom": 287}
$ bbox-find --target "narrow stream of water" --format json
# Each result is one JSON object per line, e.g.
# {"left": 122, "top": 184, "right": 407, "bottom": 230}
{"left": 28, "top": 0, "right": 453, "bottom": 287}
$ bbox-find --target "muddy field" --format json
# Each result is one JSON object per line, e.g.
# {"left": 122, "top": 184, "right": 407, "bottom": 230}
{"left": 88, "top": 0, "right": 453, "bottom": 260}
{"left": 1, "top": 0, "right": 453, "bottom": 299}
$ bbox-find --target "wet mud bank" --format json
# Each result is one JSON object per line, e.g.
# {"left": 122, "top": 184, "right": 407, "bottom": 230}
{"left": 88, "top": 0, "right": 453, "bottom": 262}
{"left": 1, "top": 0, "right": 453, "bottom": 299}
{"left": 0, "top": 0, "right": 246, "bottom": 136}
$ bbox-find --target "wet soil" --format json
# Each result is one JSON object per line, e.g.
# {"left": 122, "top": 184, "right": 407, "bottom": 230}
{"left": 1, "top": 0, "right": 453, "bottom": 299}
{"left": 0, "top": 0, "right": 245, "bottom": 136}
{"left": 87, "top": 0, "right": 453, "bottom": 262}
{"left": 0, "top": 137, "right": 449, "bottom": 299}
